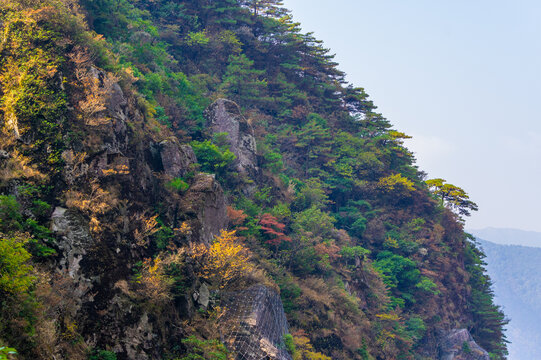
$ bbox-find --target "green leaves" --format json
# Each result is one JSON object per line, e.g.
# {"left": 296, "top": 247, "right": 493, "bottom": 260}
{"left": 191, "top": 139, "right": 236, "bottom": 179}
{"left": 0, "top": 235, "right": 35, "bottom": 295}
{"left": 0, "top": 346, "right": 17, "bottom": 360}
{"left": 220, "top": 54, "right": 268, "bottom": 106}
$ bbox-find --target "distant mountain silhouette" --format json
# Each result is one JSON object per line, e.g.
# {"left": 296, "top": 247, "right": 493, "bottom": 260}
{"left": 477, "top": 237, "right": 541, "bottom": 360}
{"left": 470, "top": 227, "right": 541, "bottom": 247}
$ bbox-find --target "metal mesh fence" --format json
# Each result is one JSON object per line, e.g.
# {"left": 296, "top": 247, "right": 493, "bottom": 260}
{"left": 219, "top": 285, "right": 293, "bottom": 360}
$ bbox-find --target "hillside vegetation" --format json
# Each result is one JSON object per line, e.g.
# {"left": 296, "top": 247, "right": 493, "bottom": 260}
{"left": 0, "top": 1, "right": 507, "bottom": 359}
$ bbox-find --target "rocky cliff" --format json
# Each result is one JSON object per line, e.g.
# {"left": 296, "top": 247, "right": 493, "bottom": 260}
{"left": 0, "top": 1, "right": 507, "bottom": 359}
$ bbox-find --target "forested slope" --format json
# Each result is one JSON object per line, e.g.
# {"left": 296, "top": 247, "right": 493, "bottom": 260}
{"left": 0, "top": 1, "right": 507, "bottom": 359}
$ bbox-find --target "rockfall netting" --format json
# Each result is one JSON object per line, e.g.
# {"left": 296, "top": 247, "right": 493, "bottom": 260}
{"left": 219, "top": 285, "right": 292, "bottom": 360}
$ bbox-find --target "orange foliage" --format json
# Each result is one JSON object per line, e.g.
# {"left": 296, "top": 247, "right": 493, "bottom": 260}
{"left": 227, "top": 206, "right": 247, "bottom": 225}
{"left": 314, "top": 242, "right": 340, "bottom": 262}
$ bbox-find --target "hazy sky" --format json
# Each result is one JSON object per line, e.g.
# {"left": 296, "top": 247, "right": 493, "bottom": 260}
{"left": 282, "top": 0, "right": 541, "bottom": 232}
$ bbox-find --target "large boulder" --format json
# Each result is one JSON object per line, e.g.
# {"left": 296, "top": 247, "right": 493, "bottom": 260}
{"left": 220, "top": 285, "right": 292, "bottom": 360}
{"left": 439, "top": 329, "right": 490, "bottom": 360}
{"left": 205, "top": 99, "right": 258, "bottom": 176}
{"left": 159, "top": 140, "right": 197, "bottom": 178}
{"left": 180, "top": 173, "right": 228, "bottom": 244}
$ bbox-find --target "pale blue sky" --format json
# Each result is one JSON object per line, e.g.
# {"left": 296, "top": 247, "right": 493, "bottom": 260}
{"left": 283, "top": 0, "right": 541, "bottom": 232}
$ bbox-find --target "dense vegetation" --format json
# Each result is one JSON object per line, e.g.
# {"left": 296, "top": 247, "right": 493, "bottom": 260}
{"left": 0, "top": 0, "right": 507, "bottom": 359}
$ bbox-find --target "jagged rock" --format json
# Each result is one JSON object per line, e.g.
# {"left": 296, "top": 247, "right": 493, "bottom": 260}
{"left": 180, "top": 173, "right": 228, "bottom": 244}
{"left": 220, "top": 285, "right": 292, "bottom": 360}
{"left": 50, "top": 207, "right": 95, "bottom": 312}
{"left": 159, "top": 139, "right": 197, "bottom": 177}
{"left": 123, "top": 312, "right": 157, "bottom": 360}
{"left": 196, "top": 283, "right": 210, "bottom": 309}
{"left": 205, "top": 99, "right": 258, "bottom": 176}
{"left": 84, "top": 66, "right": 130, "bottom": 177}
{"left": 51, "top": 207, "right": 93, "bottom": 279}
{"left": 439, "top": 329, "right": 490, "bottom": 360}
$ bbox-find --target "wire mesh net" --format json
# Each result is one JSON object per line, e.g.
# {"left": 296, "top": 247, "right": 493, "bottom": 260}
{"left": 219, "top": 285, "right": 293, "bottom": 360}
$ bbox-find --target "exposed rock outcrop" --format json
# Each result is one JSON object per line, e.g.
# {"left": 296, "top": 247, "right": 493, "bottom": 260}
{"left": 180, "top": 172, "right": 228, "bottom": 244}
{"left": 439, "top": 329, "right": 490, "bottom": 360}
{"left": 220, "top": 285, "right": 292, "bottom": 360}
{"left": 205, "top": 99, "right": 258, "bottom": 177}
{"left": 50, "top": 207, "right": 95, "bottom": 298}
{"left": 159, "top": 140, "right": 197, "bottom": 178}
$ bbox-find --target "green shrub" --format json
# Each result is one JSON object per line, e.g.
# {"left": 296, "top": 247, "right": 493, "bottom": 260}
{"left": 88, "top": 349, "right": 117, "bottom": 360}
{"left": 405, "top": 316, "right": 426, "bottom": 341}
{"left": 178, "top": 335, "right": 228, "bottom": 360}
{"left": 191, "top": 140, "right": 236, "bottom": 179}
{"left": 0, "top": 346, "right": 17, "bottom": 360}
{"left": 167, "top": 178, "right": 190, "bottom": 193}
{"left": 284, "top": 333, "right": 296, "bottom": 355}
{"left": 0, "top": 195, "right": 22, "bottom": 232}
{"left": 0, "top": 235, "right": 35, "bottom": 295}
{"left": 416, "top": 276, "right": 440, "bottom": 295}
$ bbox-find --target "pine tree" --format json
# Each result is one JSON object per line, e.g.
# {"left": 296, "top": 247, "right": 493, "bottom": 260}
{"left": 220, "top": 53, "right": 268, "bottom": 106}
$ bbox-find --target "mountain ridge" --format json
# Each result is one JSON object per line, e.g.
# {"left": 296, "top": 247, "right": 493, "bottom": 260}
{"left": 0, "top": 1, "right": 507, "bottom": 359}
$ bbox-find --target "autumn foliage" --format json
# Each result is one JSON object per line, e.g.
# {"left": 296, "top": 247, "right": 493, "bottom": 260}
{"left": 259, "top": 213, "right": 291, "bottom": 247}
{"left": 190, "top": 230, "right": 252, "bottom": 289}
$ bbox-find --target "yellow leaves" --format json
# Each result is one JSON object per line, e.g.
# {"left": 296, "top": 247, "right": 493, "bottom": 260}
{"left": 133, "top": 213, "right": 160, "bottom": 247}
{"left": 377, "top": 329, "right": 396, "bottom": 347}
{"left": 201, "top": 230, "right": 250, "bottom": 289}
{"left": 174, "top": 221, "right": 192, "bottom": 237}
{"left": 291, "top": 331, "right": 332, "bottom": 360}
{"left": 64, "top": 179, "right": 118, "bottom": 233}
{"left": 189, "top": 230, "right": 252, "bottom": 289}
{"left": 383, "top": 237, "right": 399, "bottom": 249}
{"left": 137, "top": 255, "right": 173, "bottom": 306}
{"left": 0, "top": 148, "right": 47, "bottom": 184}
{"left": 138, "top": 255, "right": 173, "bottom": 306}
{"left": 376, "top": 313, "right": 401, "bottom": 322}
{"left": 74, "top": 65, "right": 118, "bottom": 126}
{"left": 377, "top": 173, "right": 415, "bottom": 196}
{"left": 65, "top": 180, "right": 117, "bottom": 215}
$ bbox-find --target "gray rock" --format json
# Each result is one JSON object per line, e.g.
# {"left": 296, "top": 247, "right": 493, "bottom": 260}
{"left": 439, "top": 329, "right": 490, "bottom": 360}
{"left": 123, "top": 312, "right": 156, "bottom": 360}
{"left": 205, "top": 99, "right": 258, "bottom": 176}
{"left": 159, "top": 139, "right": 197, "bottom": 177}
{"left": 180, "top": 173, "right": 228, "bottom": 244}
{"left": 197, "top": 283, "right": 210, "bottom": 308}
{"left": 51, "top": 207, "right": 93, "bottom": 279}
{"left": 50, "top": 207, "right": 95, "bottom": 313}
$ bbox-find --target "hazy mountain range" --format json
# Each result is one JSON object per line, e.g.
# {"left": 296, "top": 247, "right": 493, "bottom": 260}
{"left": 472, "top": 228, "right": 541, "bottom": 360}
{"left": 470, "top": 227, "right": 541, "bottom": 247}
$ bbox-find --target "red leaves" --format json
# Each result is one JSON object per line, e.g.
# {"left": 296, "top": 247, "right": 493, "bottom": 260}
{"left": 259, "top": 213, "right": 291, "bottom": 246}
{"left": 227, "top": 206, "right": 248, "bottom": 225}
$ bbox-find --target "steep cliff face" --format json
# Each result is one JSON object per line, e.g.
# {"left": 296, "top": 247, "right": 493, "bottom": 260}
{"left": 0, "top": 1, "right": 507, "bottom": 360}
{"left": 439, "top": 329, "right": 490, "bottom": 360}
